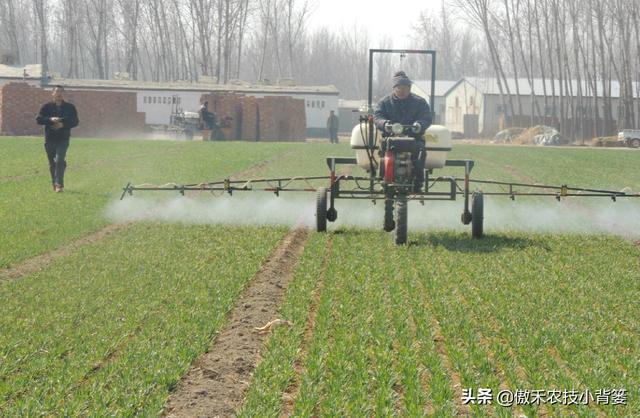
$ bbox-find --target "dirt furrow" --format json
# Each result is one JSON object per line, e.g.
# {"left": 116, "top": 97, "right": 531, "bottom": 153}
{"left": 0, "top": 222, "right": 131, "bottom": 281}
{"left": 418, "top": 289, "right": 471, "bottom": 417}
{"left": 162, "top": 227, "right": 309, "bottom": 418}
{"left": 280, "top": 236, "right": 333, "bottom": 416}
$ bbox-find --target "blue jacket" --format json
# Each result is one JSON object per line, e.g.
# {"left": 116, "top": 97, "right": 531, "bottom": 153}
{"left": 373, "top": 93, "right": 432, "bottom": 138}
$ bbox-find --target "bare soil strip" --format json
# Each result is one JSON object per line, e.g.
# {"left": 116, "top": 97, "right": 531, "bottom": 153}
{"left": 460, "top": 269, "right": 551, "bottom": 417}
{"left": 428, "top": 316, "right": 470, "bottom": 417}
{"left": 0, "top": 222, "right": 131, "bottom": 281}
{"left": 451, "top": 285, "right": 528, "bottom": 417}
{"left": 280, "top": 236, "right": 334, "bottom": 415}
{"left": 419, "top": 288, "right": 471, "bottom": 417}
{"left": 162, "top": 228, "right": 309, "bottom": 418}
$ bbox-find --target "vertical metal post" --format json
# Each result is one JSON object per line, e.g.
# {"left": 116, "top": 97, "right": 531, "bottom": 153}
{"left": 463, "top": 160, "right": 470, "bottom": 218}
{"left": 430, "top": 53, "right": 437, "bottom": 123}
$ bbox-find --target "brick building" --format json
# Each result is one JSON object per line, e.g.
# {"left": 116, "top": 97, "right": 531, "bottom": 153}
{"left": 0, "top": 65, "right": 338, "bottom": 140}
{"left": 49, "top": 77, "right": 338, "bottom": 139}
{"left": 0, "top": 82, "right": 146, "bottom": 137}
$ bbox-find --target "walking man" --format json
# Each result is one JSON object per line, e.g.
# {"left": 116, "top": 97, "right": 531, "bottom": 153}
{"left": 36, "top": 85, "right": 79, "bottom": 192}
{"left": 326, "top": 110, "right": 339, "bottom": 144}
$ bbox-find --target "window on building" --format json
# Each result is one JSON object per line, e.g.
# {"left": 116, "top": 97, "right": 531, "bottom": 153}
{"left": 496, "top": 104, "right": 504, "bottom": 114}
{"left": 177, "top": 97, "right": 181, "bottom": 104}
{"left": 455, "top": 97, "right": 459, "bottom": 107}
{"left": 312, "top": 101, "right": 315, "bottom": 108}
{"left": 321, "top": 100, "right": 325, "bottom": 108}
{"left": 152, "top": 97, "right": 156, "bottom": 104}
{"left": 143, "top": 96, "right": 147, "bottom": 104}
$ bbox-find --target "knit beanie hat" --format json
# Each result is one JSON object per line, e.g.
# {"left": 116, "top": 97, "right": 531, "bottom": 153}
{"left": 392, "top": 71, "right": 412, "bottom": 87}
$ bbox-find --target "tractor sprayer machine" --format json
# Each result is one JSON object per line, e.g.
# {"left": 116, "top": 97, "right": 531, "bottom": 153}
{"left": 121, "top": 49, "right": 639, "bottom": 245}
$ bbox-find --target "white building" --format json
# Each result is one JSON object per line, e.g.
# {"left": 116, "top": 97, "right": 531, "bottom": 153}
{"left": 0, "top": 64, "right": 43, "bottom": 87}
{"left": 412, "top": 80, "right": 457, "bottom": 125}
{"left": 445, "top": 77, "right": 640, "bottom": 136}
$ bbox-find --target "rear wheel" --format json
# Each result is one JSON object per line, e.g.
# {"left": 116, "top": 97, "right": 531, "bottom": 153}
{"left": 384, "top": 199, "right": 395, "bottom": 231}
{"left": 471, "top": 191, "right": 484, "bottom": 238}
{"left": 316, "top": 187, "right": 328, "bottom": 232}
{"left": 394, "top": 195, "right": 408, "bottom": 245}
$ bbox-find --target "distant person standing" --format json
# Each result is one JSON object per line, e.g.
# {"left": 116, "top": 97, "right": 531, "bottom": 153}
{"left": 36, "top": 85, "right": 79, "bottom": 192}
{"left": 326, "top": 110, "right": 339, "bottom": 144}
{"left": 199, "top": 101, "right": 216, "bottom": 130}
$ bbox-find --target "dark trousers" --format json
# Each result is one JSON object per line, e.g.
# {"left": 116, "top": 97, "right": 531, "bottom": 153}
{"left": 44, "top": 140, "right": 69, "bottom": 186}
{"left": 329, "top": 129, "right": 338, "bottom": 143}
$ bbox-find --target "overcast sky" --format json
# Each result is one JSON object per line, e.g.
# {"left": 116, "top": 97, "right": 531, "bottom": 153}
{"left": 306, "top": 0, "right": 441, "bottom": 47}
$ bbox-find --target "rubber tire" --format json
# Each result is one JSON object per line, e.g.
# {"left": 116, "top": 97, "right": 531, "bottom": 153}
{"left": 316, "top": 187, "right": 328, "bottom": 232}
{"left": 630, "top": 138, "right": 640, "bottom": 148}
{"left": 384, "top": 199, "right": 395, "bottom": 231}
{"left": 472, "top": 191, "right": 484, "bottom": 239}
{"left": 394, "top": 196, "right": 408, "bottom": 245}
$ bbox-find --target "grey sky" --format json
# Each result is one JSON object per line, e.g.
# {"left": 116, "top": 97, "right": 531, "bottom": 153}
{"left": 307, "top": 0, "right": 441, "bottom": 48}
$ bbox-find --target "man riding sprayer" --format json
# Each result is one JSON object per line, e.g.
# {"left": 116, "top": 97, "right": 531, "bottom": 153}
{"left": 373, "top": 70, "right": 432, "bottom": 192}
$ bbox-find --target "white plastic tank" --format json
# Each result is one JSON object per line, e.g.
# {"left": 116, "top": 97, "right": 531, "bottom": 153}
{"left": 350, "top": 123, "right": 453, "bottom": 171}
{"left": 350, "top": 122, "right": 378, "bottom": 172}
{"left": 423, "top": 125, "right": 452, "bottom": 169}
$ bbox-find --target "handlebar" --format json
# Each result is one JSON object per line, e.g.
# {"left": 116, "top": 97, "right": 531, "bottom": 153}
{"left": 384, "top": 122, "right": 422, "bottom": 135}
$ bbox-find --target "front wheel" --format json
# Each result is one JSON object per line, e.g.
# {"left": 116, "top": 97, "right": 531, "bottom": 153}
{"left": 630, "top": 138, "right": 640, "bottom": 148}
{"left": 471, "top": 191, "right": 484, "bottom": 238}
{"left": 394, "top": 196, "right": 408, "bottom": 245}
{"left": 384, "top": 199, "right": 395, "bottom": 231}
{"left": 316, "top": 187, "right": 328, "bottom": 232}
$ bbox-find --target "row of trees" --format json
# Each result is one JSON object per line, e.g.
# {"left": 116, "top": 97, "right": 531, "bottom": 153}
{"left": 1, "top": 0, "right": 639, "bottom": 135}
{"left": 452, "top": 0, "right": 640, "bottom": 136}
{"left": 0, "top": 0, "right": 481, "bottom": 99}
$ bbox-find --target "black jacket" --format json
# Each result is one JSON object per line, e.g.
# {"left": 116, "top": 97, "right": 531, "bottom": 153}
{"left": 36, "top": 101, "right": 79, "bottom": 142}
{"left": 373, "top": 93, "right": 432, "bottom": 138}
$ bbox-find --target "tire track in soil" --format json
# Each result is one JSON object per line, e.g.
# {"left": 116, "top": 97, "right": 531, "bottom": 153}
{"left": 398, "top": 276, "right": 435, "bottom": 416}
{"left": 279, "top": 235, "right": 334, "bottom": 416}
{"left": 416, "top": 278, "right": 471, "bottom": 417}
{"left": 0, "top": 154, "right": 291, "bottom": 282}
{"left": 162, "top": 228, "right": 309, "bottom": 418}
{"left": 547, "top": 347, "right": 607, "bottom": 418}
{"left": 450, "top": 280, "right": 538, "bottom": 418}
{"left": 0, "top": 222, "right": 131, "bottom": 281}
{"left": 182, "top": 151, "right": 297, "bottom": 198}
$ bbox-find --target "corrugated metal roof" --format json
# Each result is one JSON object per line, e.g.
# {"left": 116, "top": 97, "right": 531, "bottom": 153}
{"left": 47, "top": 77, "right": 339, "bottom": 95}
{"left": 463, "top": 76, "right": 639, "bottom": 98}
{"left": 0, "top": 64, "right": 43, "bottom": 79}
{"left": 413, "top": 80, "right": 458, "bottom": 97}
